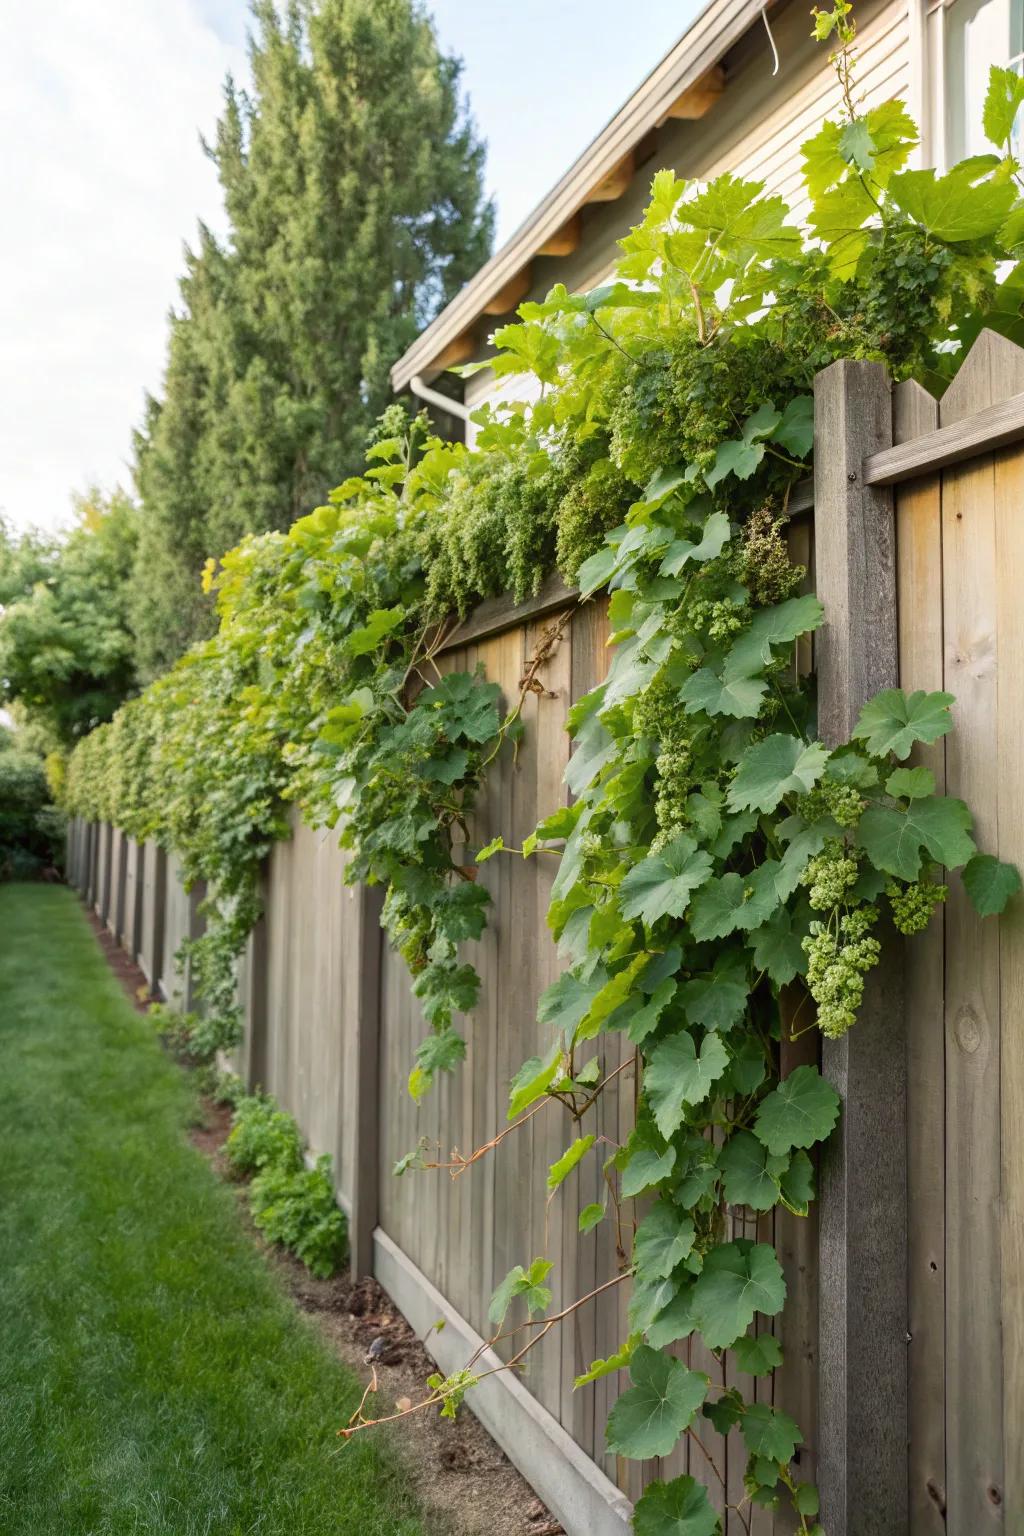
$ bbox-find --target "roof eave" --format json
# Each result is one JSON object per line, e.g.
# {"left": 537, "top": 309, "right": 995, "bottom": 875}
{"left": 390, "top": 0, "right": 768, "bottom": 393}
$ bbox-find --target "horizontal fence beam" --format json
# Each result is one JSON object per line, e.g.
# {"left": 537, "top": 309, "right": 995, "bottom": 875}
{"left": 864, "top": 386, "right": 1024, "bottom": 487}
{"left": 435, "top": 477, "right": 814, "bottom": 654}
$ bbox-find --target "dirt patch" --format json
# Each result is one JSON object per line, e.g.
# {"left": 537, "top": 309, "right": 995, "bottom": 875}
{"left": 86, "top": 910, "right": 153, "bottom": 1012}
{"left": 84, "top": 904, "right": 563, "bottom": 1536}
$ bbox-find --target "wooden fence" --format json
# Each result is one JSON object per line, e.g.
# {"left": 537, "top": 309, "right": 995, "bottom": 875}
{"left": 65, "top": 330, "right": 1024, "bottom": 1536}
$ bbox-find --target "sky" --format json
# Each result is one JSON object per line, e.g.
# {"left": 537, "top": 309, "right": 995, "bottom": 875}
{"left": 0, "top": 0, "right": 699, "bottom": 535}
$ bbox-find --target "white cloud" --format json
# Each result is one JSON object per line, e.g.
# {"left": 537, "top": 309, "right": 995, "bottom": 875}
{"left": 0, "top": 1, "right": 247, "bottom": 532}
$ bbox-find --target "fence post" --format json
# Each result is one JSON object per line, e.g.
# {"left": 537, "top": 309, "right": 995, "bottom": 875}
{"left": 150, "top": 844, "right": 167, "bottom": 997}
{"left": 348, "top": 884, "right": 384, "bottom": 1279}
{"left": 812, "top": 358, "right": 908, "bottom": 1533}
{"left": 242, "top": 882, "right": 269, "bottom": 1092}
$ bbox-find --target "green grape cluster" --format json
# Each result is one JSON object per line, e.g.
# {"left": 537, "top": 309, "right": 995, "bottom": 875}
{"left": 382, "top": 886, "right": 433, "bottom": 972}
{"left": 687, "top": 596, "right": 746, "bottom": 644}
{"left": 797, "top": 777, "right": 865, "bottom": 828}
{"left": 885, "top": 877, "right": 948, "bottom": 934}
{"left": 608, "top": 350, "right": 689, "bottom": 485}
{"left": 736, "top": 505, "right": 805, "bottom": 607}
{"left": 633, "top": 677, "right": 698, "bottom": 845}
{"left": 801, "top": 837, "right": 860, "bottom": 910}
{"left": 554, "top": 450, "right": 635, "bottom": 583}
{"left": 803, "top": 906, "right": 881, "bottom": 1038}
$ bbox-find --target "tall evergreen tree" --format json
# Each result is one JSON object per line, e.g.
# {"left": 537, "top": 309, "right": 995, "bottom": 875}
{"left": 131, "top": 0, "right": 493, "bottom": 678}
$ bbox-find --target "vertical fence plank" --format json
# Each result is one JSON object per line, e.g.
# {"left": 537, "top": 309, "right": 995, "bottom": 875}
{"left": 994, "top": 440, "right": 1024, "bottom": 1530}
{"left": 813, "top": 358, "right": 908, "bottom": 1533}
{"left": 893, "top": 378, "right": 949, "bottom": 1536}
{"left": 937, "top": 330, "right": 1024, "bottom": 1530}
{"left": 349, "top": 883, "right": 383, "bottom": 1278}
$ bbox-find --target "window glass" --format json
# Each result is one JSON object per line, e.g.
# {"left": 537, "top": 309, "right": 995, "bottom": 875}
{"left": 945, "top": 0, "right": 1024, "bottom": 161}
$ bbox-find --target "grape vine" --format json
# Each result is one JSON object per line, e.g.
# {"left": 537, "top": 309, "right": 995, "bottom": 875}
{"left": 61, "top": 21, "right": 1024, "bottom": 1531}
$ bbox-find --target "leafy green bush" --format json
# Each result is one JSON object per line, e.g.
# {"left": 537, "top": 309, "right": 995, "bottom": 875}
{"left": 194, "top": 1064, "right": 247, "bottom": 1107}
{"left": 249, "top": 1156, "right": 347, "bottom": 1279}
{"left": 224, "top": 1095, "right": 304, "bottom": 1177}
{"left": 148, "top": 1001, "right": 203, "bottom": 1060}
{"left": 0, "top": 744, "right": 64, "bottom": 879}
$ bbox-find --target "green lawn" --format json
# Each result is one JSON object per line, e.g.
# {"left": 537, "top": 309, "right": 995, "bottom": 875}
{"left": 0, "top": 884, "right": 430, "bottom": 1536}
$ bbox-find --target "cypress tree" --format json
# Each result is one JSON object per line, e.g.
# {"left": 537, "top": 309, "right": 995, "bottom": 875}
{"left": 132, "top": 0, "right": 492, "bottom": 677}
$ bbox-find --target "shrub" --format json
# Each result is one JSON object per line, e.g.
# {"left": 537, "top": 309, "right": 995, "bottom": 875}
{"left": 224, "top": 1095, "right": 303, "bottom": 1177}
{"left": 249, "top": 1156, "right": 348, "bottom": 1279}
{"left": 0, "top": 746, "right": 64, "bottom": 879}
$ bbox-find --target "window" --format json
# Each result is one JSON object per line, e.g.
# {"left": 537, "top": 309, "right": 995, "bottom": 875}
{"left": 943, "top": 0, "right": 1024, "bottom": 163}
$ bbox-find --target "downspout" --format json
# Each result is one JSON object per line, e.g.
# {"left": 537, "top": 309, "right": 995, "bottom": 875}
{"left": 409, "top": 373, "right": 470, "bottom": 424}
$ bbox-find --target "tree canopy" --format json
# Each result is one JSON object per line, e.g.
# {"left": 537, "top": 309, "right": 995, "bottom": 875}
{"left": 130, "top": 0, "right": 493, "bottom": 678}
{"left": 0, "top": 490, "right": 139, "bottom": 751}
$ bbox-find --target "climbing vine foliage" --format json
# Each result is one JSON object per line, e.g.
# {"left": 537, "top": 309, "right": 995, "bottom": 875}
{"left": 65, "top": 31, "right": 1024, "bottom": 1533}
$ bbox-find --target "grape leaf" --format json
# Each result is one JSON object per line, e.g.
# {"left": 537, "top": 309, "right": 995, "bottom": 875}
{"left": 706, "top": 405, "right": 781, "bottom": 488}
{"left": 852, "top": 687, "right": 954, "bottom": 760}
{"left": 984, "top": 64, "right": 1024, "bottom": 146}
{"left": 690, "top": 873, "right": 760, "bottom": 941}
{"left": 605, "top": 1345, "right": 709, "bottom": 1459}
{"left": 488, "top": 1258, "right": 553, "bottom": 1325}
{"left": 889, "top": 165, "right": 1016, "bottom": 241}
{"left": 740, "top": 1402, "right": 801, "bottom": 1464}
{"left": 576, "top": 953, "right": 650, "bottom": 1041}
{"left": 719, "top": 1130, "right": 788, "bottom": 1212}
{"left": 779, "top": 1149, "right": 815, "bottom": 1215}
{"left": 659, "top": 511, "right": 732, "bottom": 576}
{"left": 678, "top": 952, "right": 750, "bottom": 1031}
{"left": 750, "top": 903, "right": 809, "bottom": 984}
{"left": 433, "top": 883, "right": 491, "bottom": 942}
{"left": 427, "top": 672, "right": 502, "bottom": 744}
{"left": 508, "top": 1043, "right": 560, "bottom": 1118}
{"left": 579, "top": 1201, "right": 606, "bottom": 1233}
{"left": 625, "top": 977, "right": 678, "bottom": 1044}
{"left": 634, "top": 1203, "right": 697, "bottom": 1279}
{"left": 633, "top": 1475, "right": 719, "bottom": 1536}
{"left": 962, "top": 853, "right": 1022, "bottom": 916}
{"left": 574, "top": 1335, "right": 638, "bottom": 1387}
{"left": 645, "top": 1030, "right": 730, "bottom": 1138}
{"left": 679, "top": 665, "right": 768, "bottom": 720}
{"left": 886, "top": 765, "right": 935, "bottom": 801}
{"left": 754, "top": 1066, "right": 840, "bottom": 1155}
{"left": 691, "top": 1240, "right": 787, "bottom": 1349}
{"left": 547, "top": 1135, "right": 595, "bottom": 1192}
{"left": 858, "top": 796, "right": 976, "bottom": 880}
{"left": 620, "top": 1126, "right": 677, "bottom": 1198}
{"left": 619, "top": 836, "right": 715, "bottom": 924}
{"left": 647, "top": 1283, "right": 699, "bottom": 1348}
{"left": 772, "top": 394, "right": 815, "bottom": 458}
{"left": 537, "top": 968, "right": 609, "bottom": 1044}
{"left": 732, "top": 1332, "right": 784, "bottom": 1377}
{"left": 839, "top": 118, "right": 876, "bottom": 174}
{"left": 728, "top": 735, "right": 829, "bottom": 813}
{"left": 726, "top": 595, "right": 825, "bottom": 674}
{"left": 345, "top": 605, "right": 405, "bottom": 656}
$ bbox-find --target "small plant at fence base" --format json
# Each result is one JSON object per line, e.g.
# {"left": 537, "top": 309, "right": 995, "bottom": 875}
{"left": 226, "top": 1094, "right": 347, "bottom": 1280}
{"left": 62, "top": 19, "right": 1024, "bottom": 1531}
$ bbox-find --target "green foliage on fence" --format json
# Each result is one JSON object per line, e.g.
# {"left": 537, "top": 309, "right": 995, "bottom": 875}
{"left": 64, "top": 24, "right": 1024, "bottom": 1528}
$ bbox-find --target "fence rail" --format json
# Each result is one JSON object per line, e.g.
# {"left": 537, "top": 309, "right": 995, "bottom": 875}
{"left": 67, "top": 331, "right": 1024, "bottom": 1536}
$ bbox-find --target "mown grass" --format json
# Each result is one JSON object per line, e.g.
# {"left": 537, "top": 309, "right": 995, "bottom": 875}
{"left": 0, "top": 884, "right": 429, "bottom": 1536}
